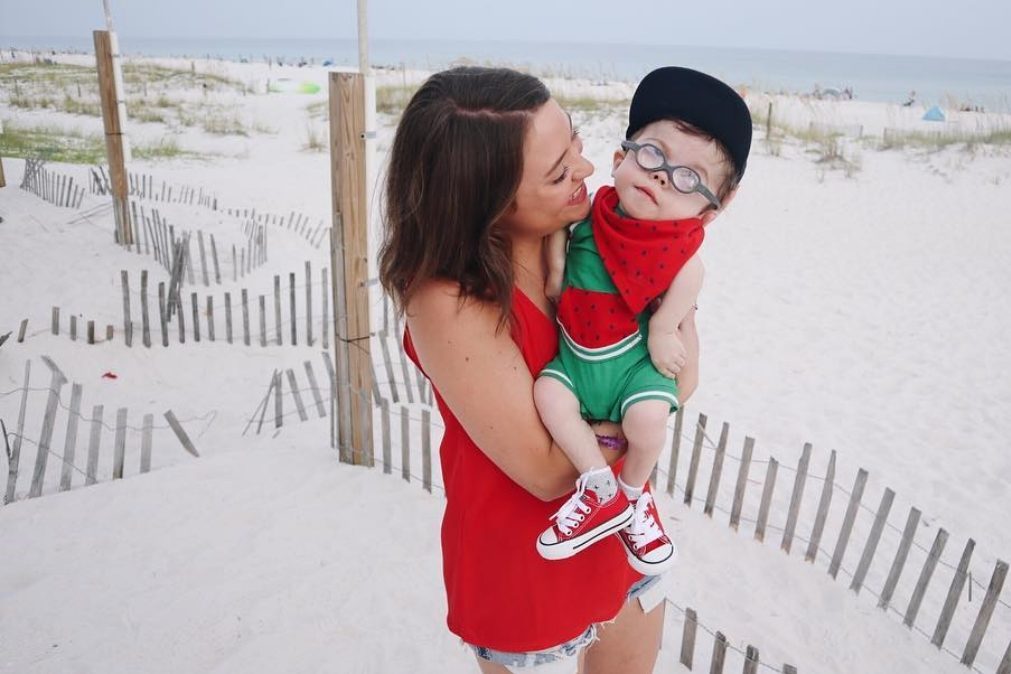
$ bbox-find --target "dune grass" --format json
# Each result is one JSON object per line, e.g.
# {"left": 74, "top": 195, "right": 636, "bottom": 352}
{"left": 0, "top": 60, "right": 254, "bottom": 135}
{"left": 879, "top": 125, "right": 1011, "bottom": 151}
{"left": 0, "top": 119, "right": 201, "bottom": 164}
{"left": 303, "top": 123, "right": 327, "bottom": 152}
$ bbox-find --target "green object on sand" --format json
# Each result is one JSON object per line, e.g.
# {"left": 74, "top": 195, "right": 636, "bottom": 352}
{"left": 267, "top": 78, "right": 321, "bottom": 94}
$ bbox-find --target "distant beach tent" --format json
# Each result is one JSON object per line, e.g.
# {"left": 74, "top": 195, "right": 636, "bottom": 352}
{"left": 922, "top": 105, "right": 946, "bottom": 122}
{"left": 268, "top": 78, "right": 322, "bottom": 94}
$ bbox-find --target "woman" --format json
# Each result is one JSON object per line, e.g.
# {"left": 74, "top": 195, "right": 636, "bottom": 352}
{"left": 379, "top": 67, "right": 699, "bottom": 673}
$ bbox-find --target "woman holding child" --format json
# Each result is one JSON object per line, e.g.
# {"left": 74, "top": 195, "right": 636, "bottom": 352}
{"left": 379, "top": 64, "right": 750, "bottom": 673}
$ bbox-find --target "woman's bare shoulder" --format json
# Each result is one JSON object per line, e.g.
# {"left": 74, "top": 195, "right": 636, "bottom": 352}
{"left": 407, "top": 279, "right": 498, "bottom": 327}
{"left": 407, "top": 278, "right": 463, "bottom": 316}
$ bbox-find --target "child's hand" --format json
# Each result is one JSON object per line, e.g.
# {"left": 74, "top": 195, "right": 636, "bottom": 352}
{"left": 647, "top": 329, "right": 687, "bottom": 379}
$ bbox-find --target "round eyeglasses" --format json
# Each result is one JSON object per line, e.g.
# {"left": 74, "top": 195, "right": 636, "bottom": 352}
{"left": 620, "top": 140, "right": 721, "bottom": 210}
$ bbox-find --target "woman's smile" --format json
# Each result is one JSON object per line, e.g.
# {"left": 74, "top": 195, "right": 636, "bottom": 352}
{"left": 568, "top": 182, "right": 588, "bottom": 205}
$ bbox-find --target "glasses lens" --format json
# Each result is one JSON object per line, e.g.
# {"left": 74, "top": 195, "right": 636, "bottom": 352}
{"left": 671, "top": 167, "right": 699, "bottom": 193}
{"left": 636, "top": 144, "right": 666, "bottom": 170}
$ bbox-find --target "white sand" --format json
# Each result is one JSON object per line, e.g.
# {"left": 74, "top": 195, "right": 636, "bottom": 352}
{"left": 2, "top": 51, "right": 1010, "bottom": 673}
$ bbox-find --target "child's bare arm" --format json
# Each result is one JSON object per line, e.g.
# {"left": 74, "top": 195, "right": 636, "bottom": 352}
{"left": 674, "top": 307, "right": 700, "bottom": 403}
{"left": 647, "top": 255, "right": 704, "bottom": 378}
{"left": 544, "top": 229, "right": 569, "bottom": 300}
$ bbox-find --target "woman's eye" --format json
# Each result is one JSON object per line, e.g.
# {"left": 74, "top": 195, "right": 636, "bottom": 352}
{"left": 552, "top": 167, "right": 570, "bottom": 184}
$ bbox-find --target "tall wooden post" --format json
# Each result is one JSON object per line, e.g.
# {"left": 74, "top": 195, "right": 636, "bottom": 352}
{"left": 94, "top": 30, "right": 132, "bottom": 245}
{"left": 0, "top": 120, "right": 6, "bottom": 188}
{"left": 329, "top": 71, "right": 374, "bottom": 466}
{"left": 0, "top": 156, "right": 5, "bottom": 189}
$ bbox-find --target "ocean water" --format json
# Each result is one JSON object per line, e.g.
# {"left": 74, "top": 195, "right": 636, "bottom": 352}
{"left": 4, "top": 35, "right": 1011, "bottom": 112}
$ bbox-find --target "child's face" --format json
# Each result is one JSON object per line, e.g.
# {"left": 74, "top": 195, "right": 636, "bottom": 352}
{"left": 612, "top": 120, "right": 729, "bottom": 222}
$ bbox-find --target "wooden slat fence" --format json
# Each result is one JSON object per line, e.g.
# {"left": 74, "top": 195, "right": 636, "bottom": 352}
{"left": 20, "top": 159, "right": 86, "bottom": 208}
{"left": 1, "top": 357, "right": 202, "bottom": 506}
{"left": 646, "top": 408, "right": 1011, "bottom": 674}
{"left": 91, "top": 167, "right": 325, "bottom": 249}
{"left": 115, "top": 204, "right": 268, "bottom": 282}
{"left": 91, "top": 166, "right": 218, "bottom": 210}
{"left": 223, "top": 206, "right": 328, "bottom": 249}
{"left": 110, "top": 262, "right": 333, "bottom": 349}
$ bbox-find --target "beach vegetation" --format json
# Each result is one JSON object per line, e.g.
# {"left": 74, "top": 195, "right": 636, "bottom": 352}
{"left": 121, "top": 63, "right": 246, "bottom": 94}
{"left": 0, "top": 119, "right": 105, "bottom": 164}
{"left": 61, "top": 94, "right": 102, "bottom": 117}
{"left": 202, "top": 112, "right": 248, "bottom": 136}
{"left": 133, "top": 137, "right": 191, "bottom": 160}
{"left": 131, "top": 106, "right": 170, "bottom": 124}
{"left": 878, "top": 124, "right": 1011, "bottom": 151}
{"left": 371, "top": 83, "right": 627, "bottom": 118}
{"left": 303, "top": 123, "right": 327, "bottom": 152}
{"left": 0, "top": 119, "right": 201, "bottom": 163}
{"left": 252, "top": 119, "right": 278, "bottom": 135}
{"left": 305, "top": 100, "right": 328, "bottom": 120}
{"left": 554, "top": 94, "right": 627, "bottom": 113}
{"left": 0, "top": 60, "right": 249, "bottom": 131}
{"left": 376, "top": 84, "right": 417, "bottom": 115}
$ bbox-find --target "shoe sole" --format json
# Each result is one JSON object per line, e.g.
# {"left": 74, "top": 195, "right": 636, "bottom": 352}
{"left": 537, "top": 505, "right": 634, "bottom": 560}
{"left": 623, "top": 543, "right": 678, "bottom": 576}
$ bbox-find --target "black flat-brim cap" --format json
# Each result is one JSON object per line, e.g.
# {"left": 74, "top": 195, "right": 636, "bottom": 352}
{"left": 626, "top": 66, "right": 753, "bottom": 180}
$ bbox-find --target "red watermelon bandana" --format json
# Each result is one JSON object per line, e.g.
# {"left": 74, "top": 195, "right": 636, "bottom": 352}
{"left": 591, "top": 185, "right": 705, "bottom": 314}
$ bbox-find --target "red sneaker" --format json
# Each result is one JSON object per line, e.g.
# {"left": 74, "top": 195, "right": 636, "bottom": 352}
{"left": 537, "top": 475, "right": 634, "bottom": 560}
{"left": 617, "top": 492, "right": 676, "bottom": 575}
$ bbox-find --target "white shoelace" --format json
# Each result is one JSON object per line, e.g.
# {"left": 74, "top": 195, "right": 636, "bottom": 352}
{"left": 627, "top": 493, "right": 663, "bottom": 550}
{"left": 550, "top": 473, "right": 594, "bottom": 537}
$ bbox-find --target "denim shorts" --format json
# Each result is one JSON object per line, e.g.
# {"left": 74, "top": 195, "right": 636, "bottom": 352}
{"left": 468, "top": 574, "right": 665, "bottom": 671}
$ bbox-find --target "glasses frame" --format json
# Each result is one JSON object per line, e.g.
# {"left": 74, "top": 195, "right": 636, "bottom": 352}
{"left": 620, "top": 140, "right": 722, "bottom": 210}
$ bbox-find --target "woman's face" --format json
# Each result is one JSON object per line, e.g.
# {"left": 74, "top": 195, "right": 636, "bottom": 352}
{"left": 501, "top": 98, "right": 594, "bottom": 237}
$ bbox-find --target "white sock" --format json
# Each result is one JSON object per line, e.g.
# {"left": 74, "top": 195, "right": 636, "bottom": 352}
{"left": 582, "top": 467, "right": 617, "bottom": 502}
{"left": 618, "top": 475, "right": 643, "bottom": 500}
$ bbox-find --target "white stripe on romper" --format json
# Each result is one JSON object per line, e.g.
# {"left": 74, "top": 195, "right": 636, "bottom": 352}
{"left": 559, "top": 323, "right": 641, "bottom": 362}
{"left": 620, "top": 390, "right": 679, "bottom": 416}
{"left": 540, "top": 368, "right": 575, "bottom": 389}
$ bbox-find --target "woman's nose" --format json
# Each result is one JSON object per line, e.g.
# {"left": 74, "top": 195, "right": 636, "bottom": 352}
{"left": 574, "top": 155, "right": 594, "bottom": 181}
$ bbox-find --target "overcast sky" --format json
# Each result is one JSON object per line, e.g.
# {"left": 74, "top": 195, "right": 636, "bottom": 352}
{"left": 2, "top": 0, "right": 1010, "bottom": 62}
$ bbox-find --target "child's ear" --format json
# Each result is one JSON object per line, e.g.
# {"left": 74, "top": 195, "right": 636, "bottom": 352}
{"left": 611, "top": 148, "right": 626, "bottom": 177}
{"left": 700, "top": 187, "right": 737, "bottom": 226}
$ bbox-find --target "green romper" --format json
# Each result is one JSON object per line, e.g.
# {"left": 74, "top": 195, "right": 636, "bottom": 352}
{"left": 539, "top": 217, "right": 679, "bottom": 424}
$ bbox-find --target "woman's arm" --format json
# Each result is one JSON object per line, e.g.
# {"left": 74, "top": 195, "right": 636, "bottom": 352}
{"left": 407, "top": 280, "right": 617, "bottom": 501}
{"left": 675, "top": 306, "right": 700, "bottom": 403}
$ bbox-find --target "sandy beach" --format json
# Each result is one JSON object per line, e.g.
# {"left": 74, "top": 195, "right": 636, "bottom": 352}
{"left": 1, "top": 49, "right": 1010, "bottom": 673}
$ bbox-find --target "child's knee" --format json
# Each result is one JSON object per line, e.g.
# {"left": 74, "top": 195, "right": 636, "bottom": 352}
{"left": 622, "top": 400, "right": 671, "bottom": 447}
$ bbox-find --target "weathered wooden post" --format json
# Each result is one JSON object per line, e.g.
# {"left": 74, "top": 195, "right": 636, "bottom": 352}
{"left": 93, "top": 29, "right": 132, "bottom": 245}
{"left": 329, "top": 71, "right": 374, "bottom": 465}
{"left": 0, "top": 120, "right": 6, "bottom": 189}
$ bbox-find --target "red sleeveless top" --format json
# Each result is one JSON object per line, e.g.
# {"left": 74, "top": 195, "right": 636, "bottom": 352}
{"left": 404, "top": 288, "right": 642, "bottom": 652}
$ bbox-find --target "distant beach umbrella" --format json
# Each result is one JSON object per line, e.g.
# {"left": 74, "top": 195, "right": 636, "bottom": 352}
{"left": 922, "top": 105, "right": 946, "bottom": 122}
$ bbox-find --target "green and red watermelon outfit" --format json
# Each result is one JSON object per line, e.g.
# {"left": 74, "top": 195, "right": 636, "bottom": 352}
{"left": 539, "top": 186, "right": 705, "bottom": 423}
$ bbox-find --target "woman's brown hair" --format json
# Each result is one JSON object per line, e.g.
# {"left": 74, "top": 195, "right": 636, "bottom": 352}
{"left": 379, "top": 66, "right": 550, "bottom": 320}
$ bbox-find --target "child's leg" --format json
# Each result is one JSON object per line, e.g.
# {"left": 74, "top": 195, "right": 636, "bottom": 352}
{"left": 615, "top": 399, "right": 676, "bottom": 575}
{"left": 534, "top": 376, "right": 633, "bottom": 561}
{"left": 533, "top": 376, "right": 608, "bottom": 474}
{"left": 618, "top": 399, "right": 671, "bottom": 491}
